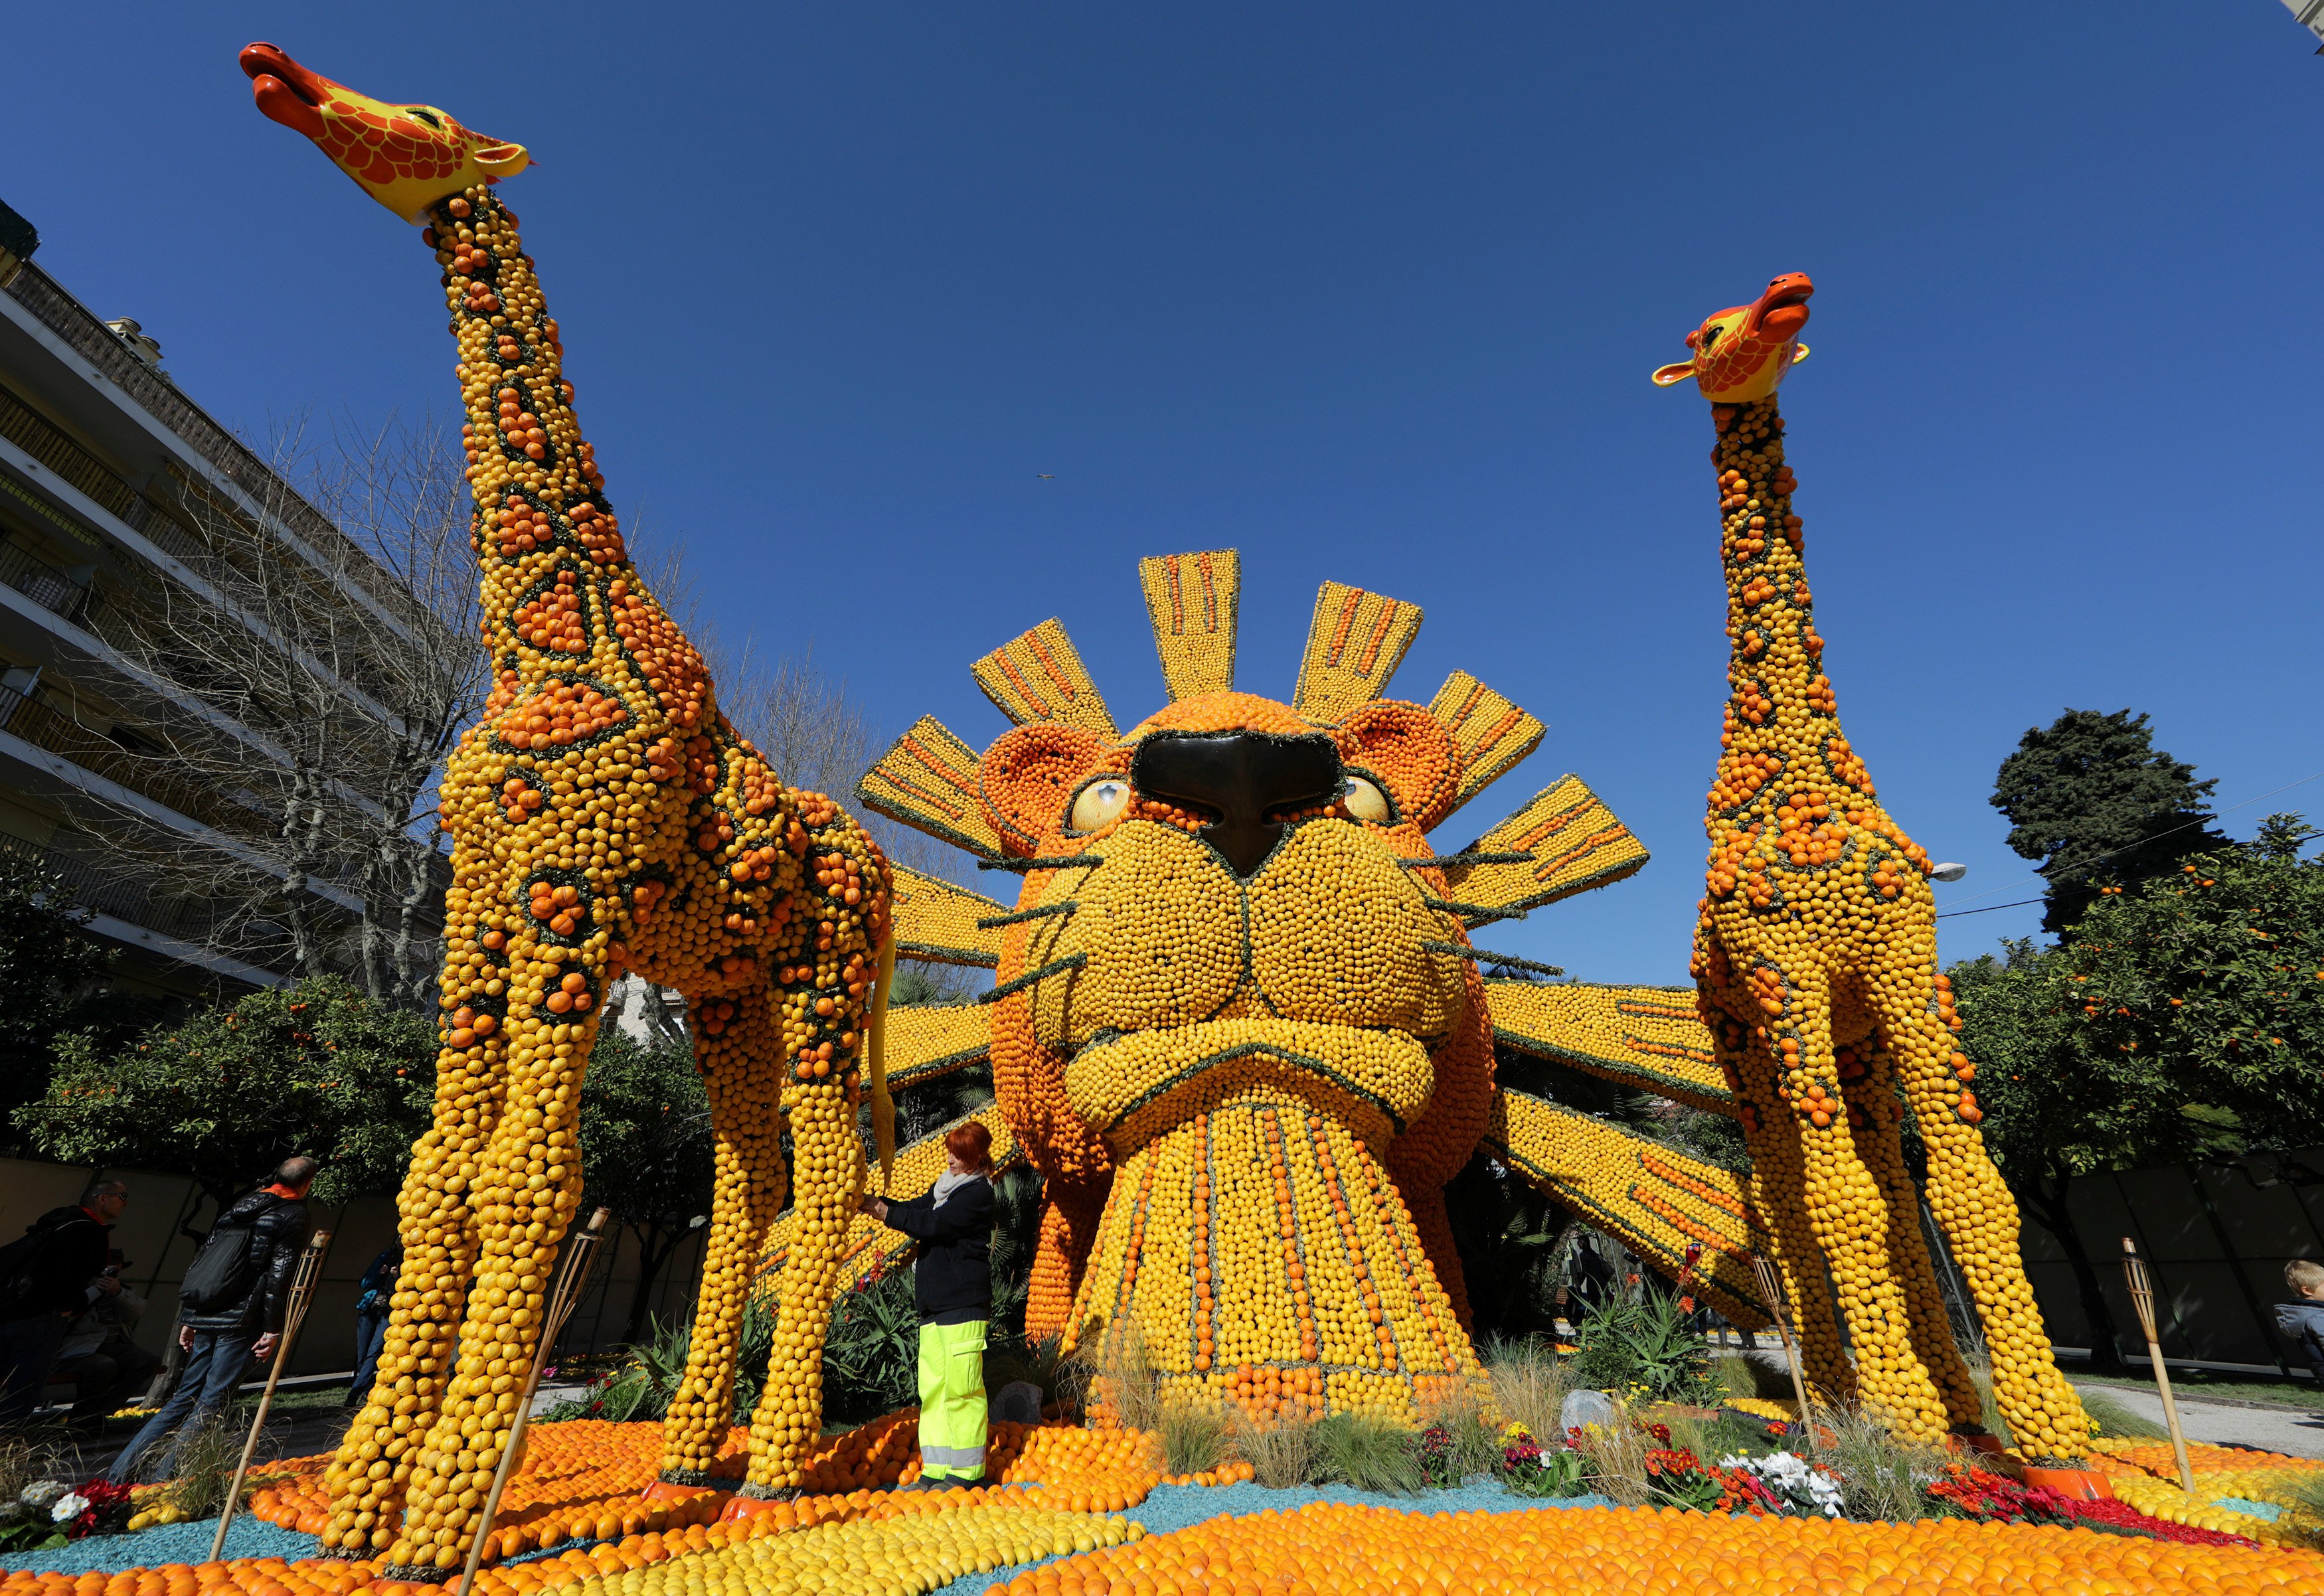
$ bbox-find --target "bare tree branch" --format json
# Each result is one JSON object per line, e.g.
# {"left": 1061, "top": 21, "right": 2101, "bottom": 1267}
{"left": 59, "top": 416, "right": 483, "bottom": 998}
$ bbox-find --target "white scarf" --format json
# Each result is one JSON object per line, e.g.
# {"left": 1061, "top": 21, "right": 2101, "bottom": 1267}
{"left": 931, "top": 1169, "right": 978, "bottom": 1209}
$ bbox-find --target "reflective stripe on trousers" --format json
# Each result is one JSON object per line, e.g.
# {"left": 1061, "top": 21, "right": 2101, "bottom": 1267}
{"left": 917, "top": 1318, "right": 988, "bottom": 1479}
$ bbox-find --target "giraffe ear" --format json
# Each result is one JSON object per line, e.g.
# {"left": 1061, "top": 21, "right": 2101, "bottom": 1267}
{"left": 1651, "top": 362, "right": 1699, "bottom": 388}
{"left": 1789, "top": 344, "right": 1811, "bottom": 366}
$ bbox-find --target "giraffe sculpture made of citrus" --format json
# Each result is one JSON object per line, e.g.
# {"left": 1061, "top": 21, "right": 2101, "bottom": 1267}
{"left": 1654, "top": 274, "right": 2088, "bottom": 1457}
{"left": 240, "top": 44, "right": 903, "bottom": 1572}
{"left": 741, "top": 556, "right": 1785, "bottom": 1427}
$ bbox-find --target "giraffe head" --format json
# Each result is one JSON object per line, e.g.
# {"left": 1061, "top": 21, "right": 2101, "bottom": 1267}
{"left": 240, "top": 43, "right": 530, "bottom": 224}
{"left": 1652, "top": 273, "right": 1813, "bottom": 403}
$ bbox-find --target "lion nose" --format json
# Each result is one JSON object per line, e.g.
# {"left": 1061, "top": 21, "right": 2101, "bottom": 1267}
{"left": 1131, "top": 732, "right": 1343, "bottom": 880}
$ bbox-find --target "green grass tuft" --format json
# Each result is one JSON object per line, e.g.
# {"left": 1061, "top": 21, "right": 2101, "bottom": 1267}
{"left": 1230, "top": 1410, "right": 1319, "bottom": 1489}
{"left": 1157, "top": 1401, "right": 1232, "bottom": 1476}
{"left": 1312, "top": 1411, "right": 1422, "bottom": 1495}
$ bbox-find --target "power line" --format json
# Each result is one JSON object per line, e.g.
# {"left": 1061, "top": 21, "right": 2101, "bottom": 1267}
{"left": 1932, "top": 768, "right": 2324, "bottom": 913}
{"left": 1936, "top": 897, "right": 2046, "bottom": 921}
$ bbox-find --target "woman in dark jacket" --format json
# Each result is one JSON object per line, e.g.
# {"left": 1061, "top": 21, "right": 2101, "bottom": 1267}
{"left": 861, "top": 1122, "right": 995, "bottom": 1487}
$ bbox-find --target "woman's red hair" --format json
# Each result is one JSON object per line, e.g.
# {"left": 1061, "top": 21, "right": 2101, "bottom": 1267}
{"left": 945, "top": 1121, "right": 994, "bottom": 1174}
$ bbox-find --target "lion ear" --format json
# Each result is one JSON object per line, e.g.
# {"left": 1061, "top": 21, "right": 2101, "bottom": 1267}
{"left": 1651, "top": 361, "right": 1699, "bottom": 388}
{"left": 1334, "top": 700, "right": 1461, "bottom": 835}
{"left": 979, "top": 723, "right": 1108, "bottom": 856}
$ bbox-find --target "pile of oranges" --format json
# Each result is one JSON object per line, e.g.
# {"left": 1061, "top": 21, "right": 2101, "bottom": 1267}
{"left": 2087, "top": 1438, "right": 2324, "bottom": 1545}
{"left": 256, "top": 1419, "right": 1176, "bottom": 1573}
{"left": 981, "top": 1500, "right": 2324, "bottom": 1596}
{"left": 21, "top": 1411, "right": 2324, "bottom": 1596}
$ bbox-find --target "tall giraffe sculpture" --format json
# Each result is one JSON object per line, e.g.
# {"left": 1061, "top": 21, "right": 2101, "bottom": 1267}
{"left": 1654, "top": 274, "right": 2088, "bottom": 1458}
{"left": 240, "top": 44, "right": 896, "bottom": 1573}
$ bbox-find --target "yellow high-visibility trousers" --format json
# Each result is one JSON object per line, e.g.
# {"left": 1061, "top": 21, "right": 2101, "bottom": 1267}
{"left": 916, "top": 1319, "right": 987, "bottom": 1481}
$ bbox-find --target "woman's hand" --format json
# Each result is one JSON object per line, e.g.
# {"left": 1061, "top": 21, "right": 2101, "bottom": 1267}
{"left": 859, "top": 1196, "right": 889, "bottom": 1222}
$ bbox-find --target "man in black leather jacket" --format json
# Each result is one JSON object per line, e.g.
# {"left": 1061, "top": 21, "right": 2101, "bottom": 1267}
{"left": 0, "top": 1179, "right": 127, "bottom": 1425}
{"left": 106, "top": 1157, "right": 314, "bottom": 1482}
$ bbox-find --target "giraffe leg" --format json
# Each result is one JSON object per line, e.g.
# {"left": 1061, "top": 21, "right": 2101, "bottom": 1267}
{"left": 319, "top": 846, "right": 515, "bottom": 1557}
{"left": 1760, "top": 957, "right": 1951, "bottom": 1442}
{"left": 740, "top": 1066, "right": 863, "bottom": 1492}
{"left": 1862, "top": 971, "right": 2089, "bottom": 1459}
{"left": 1842, "top": 1028, "right": 1983, "bottom": 1433}
{"left": 657, "top": 988, "right": 788, "bottom": 1484}
{"left": 1698, "top": 974, "right": 1853, "bottom": 1402}
{"left": 736, "top": 801, "right": 891, "bottom": 1494}
{"left": 380, "top": 923, "right": 615, "bottom": 1581}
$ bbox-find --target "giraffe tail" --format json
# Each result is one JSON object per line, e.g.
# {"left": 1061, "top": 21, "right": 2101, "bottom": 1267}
{"left": 867, "top": 925, "right": 898, "bottom": 1188}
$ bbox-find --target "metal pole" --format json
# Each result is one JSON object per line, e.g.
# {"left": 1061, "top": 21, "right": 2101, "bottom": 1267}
{"left": 209, "top": 1229, "right": 332, "bottom": 1562}
{"left": 1749, "top": 1251, "right": 1819, "bottom": 1452}
{"left": 2121, "top": 1237, "right": 2197, "bottom": 1494}
{"left": 452, "top": 1208, "right": 611, "bottom": 1596}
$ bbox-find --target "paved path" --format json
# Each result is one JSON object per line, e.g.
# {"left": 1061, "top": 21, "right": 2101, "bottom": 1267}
{"left": 2072, "top": 1382, "right": 2324, "bottom": 1460}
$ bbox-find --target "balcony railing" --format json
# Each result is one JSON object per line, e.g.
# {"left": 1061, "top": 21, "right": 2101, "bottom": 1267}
{"left": 0, "top": 537, "right": 90, "bottom": 624}
{"left": 0, "top": 684, "right": 448, "bottom": 966}
{"left": 3, "top": 266, "right": 389, "bottom": 597}
{"left": 0, "top": 684, "right": 249, "bottom": 836}
{"left": 0, "top": 826, "right": 296, "bottom": 978}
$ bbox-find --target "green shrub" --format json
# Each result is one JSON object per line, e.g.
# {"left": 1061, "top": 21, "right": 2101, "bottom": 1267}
{"left": 822, "top": 1266, "right": 920, "bottom": 1423}
{"left": 1568, "top": 1288, "right": 1718, "bottom": 1405}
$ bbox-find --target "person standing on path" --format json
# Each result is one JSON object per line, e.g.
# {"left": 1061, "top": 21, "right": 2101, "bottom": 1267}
{"left": 861, "top": 1123, "right": 997, "bottom": 1488}
{"left": 0, "top": 1179, "right": 127, "bottom": 1426}
{"left": 346, "top": 1242, "right": 401, "bottom": 1407}
{"left": 106, "top": 1158, "right": 315, "bottom": 1482}
{"left": 52, "top": 1248, "right": 162, "bottom": 1429}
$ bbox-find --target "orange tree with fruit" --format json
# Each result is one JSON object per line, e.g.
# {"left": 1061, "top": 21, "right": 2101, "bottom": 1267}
{"left": 1653, "top": 274, "right": 2086, "bottom": 1457}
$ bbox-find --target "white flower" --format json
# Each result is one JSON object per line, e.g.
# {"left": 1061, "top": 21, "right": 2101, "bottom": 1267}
{"left": 50, "top": 1492, "right": 88, "bottom": 1524}
{"left": 1717, "top": 1451, "right": 1843, "bottom": 1517}
{"left": 19, "top": 1481, "right": 66, "bottom": 1510}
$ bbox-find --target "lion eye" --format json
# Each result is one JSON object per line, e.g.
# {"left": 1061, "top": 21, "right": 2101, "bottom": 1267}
{"left": 1341, "top": 775, "right": 1392, "bottom": 825}
{"left": 1068, "top": 777, "right": 1131, "bottom": 833}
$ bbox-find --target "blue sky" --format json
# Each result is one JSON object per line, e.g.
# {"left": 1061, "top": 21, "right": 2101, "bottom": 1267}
{"left": 6, "top": 3, "right": 2320, "bottom": 986}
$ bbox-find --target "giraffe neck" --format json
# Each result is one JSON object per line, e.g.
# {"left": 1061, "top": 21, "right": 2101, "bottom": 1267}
{"left": 1711, "top": 396, "right": 1830, "bottom": 746}
{"left": 429, "top": 186, "right": 708, "bottom": 731}
{"left": 1701, "top": 395, "right": 1930, "bottom": 876}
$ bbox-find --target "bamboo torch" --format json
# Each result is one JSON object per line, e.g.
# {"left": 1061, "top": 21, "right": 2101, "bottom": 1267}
{"left": 1748, "top": 1251, "right": 1819, "bottom": 1450}
{"left": 2121, "top": 1237, "right": 2196, "bottom": 1494}
{"left": 453, "top": 1208, "right": 612, "bottom": 1596}
{"left": 210, "top": 1228, "right": 333, "bottom": 1561}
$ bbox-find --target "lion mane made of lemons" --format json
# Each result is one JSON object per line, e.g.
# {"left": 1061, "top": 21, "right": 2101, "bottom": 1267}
{"left": 756, "top": 552, "right": 1778, "bottom": 1427}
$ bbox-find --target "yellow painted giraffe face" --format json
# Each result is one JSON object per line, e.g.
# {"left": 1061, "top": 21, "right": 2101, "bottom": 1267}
{"left": 242, "top": 43, "right": 529, "bottom": 223}
{"left": 981, "top": 690, "right": 1477, "bottom": 1158}
{"left": 1653, "top": 272, "right": 1815, "bottom": 404}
